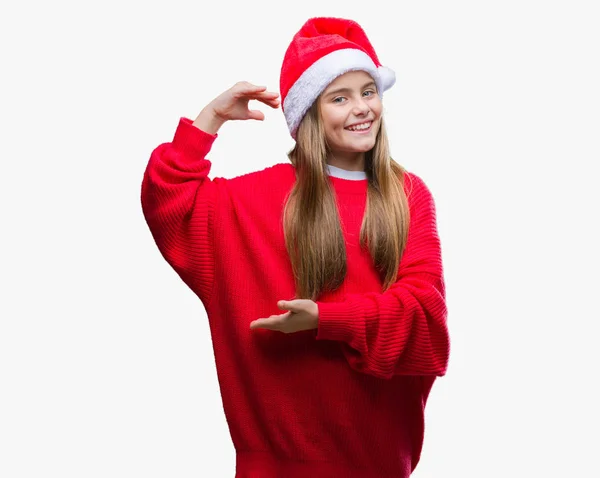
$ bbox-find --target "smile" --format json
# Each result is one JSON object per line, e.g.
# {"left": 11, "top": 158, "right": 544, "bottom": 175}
{"left": 344, "top": 121, "right": 373, "bottom": 133}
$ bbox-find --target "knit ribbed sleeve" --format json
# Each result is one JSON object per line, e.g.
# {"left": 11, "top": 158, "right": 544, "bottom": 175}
{"left": 315, "top": 173, "right": 450, "bottom": 379}
{"left": 140, "top": 117, "right": 219, "bottom": 306}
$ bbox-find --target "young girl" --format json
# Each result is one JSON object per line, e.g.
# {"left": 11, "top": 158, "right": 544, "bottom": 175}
{"left": 141, "top": 16, "right": 450, "bottom": 478}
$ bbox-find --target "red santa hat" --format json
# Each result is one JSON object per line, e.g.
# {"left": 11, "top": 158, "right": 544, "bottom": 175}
{"left": 280, "top": 17, "right": 396, "bottom": 139}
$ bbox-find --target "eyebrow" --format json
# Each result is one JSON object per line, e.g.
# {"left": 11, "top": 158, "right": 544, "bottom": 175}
{"left": 324, "top": 80, "right": 377, "bottom": 98}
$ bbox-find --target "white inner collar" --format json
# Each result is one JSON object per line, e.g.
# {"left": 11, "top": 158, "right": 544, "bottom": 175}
{"left": 326, "top": 163, "right": 367, "bottom": 180}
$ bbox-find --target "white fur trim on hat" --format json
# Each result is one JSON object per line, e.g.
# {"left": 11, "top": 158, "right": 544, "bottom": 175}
{"left": 283, "top": 48, "right": 395, "bottom": 139}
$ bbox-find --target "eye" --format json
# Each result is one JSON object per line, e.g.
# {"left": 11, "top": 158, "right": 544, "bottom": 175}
{"left": 363, "top": 90, "right": 376, "bottom": 97}
{"left": 333, "top": 97, "right": 346, "bottom": 104}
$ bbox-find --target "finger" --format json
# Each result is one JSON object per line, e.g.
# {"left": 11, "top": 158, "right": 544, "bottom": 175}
{"left": 234, "top": 84, "right": 269, "bottom": 98}
{"left": 250, "top": 317, "right": 280, "bottom": 329}
{"left": 241, "top": 91, "right": 279, "bottom": 106}
{"left": 249, "top": 311, "right": 291, "bottom": 328}
{"left": 261, "top": 97, "right": 281, "bottom": 108}
{"left": 257, "top": 90, "right": 279, "bottom": 96}
{"left": 244, "top": 91, "right": 280, "bottom": 101}
{"left": 251, "top": 96, "right": 280, "bottom": 109}
{"left": 278, "top": 300, "right": 299, "bottom": 311}
{"left": 247, "top": 110, "right": 265, "bottom": 121}
{"left": 243, "top": 89, "right": 278, "bottom": 96}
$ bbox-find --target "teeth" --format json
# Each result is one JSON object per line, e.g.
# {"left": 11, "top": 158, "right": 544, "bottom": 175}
{"left": 347, "top": 121, "right": 372, "bottom": 131}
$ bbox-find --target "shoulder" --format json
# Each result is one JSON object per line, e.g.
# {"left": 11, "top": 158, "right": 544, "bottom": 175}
{"left": 402, "top": 170, "right": 433, "bottom": 199}
{"left": 402, "top": 170, "right": 438, "bottom": 215}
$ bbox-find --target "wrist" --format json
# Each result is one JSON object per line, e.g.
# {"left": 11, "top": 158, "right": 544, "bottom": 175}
{"left": 192, "top": 107, "right": 226, "bottom": 135}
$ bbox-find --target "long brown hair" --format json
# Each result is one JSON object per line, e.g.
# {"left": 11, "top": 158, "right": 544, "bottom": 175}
{"left": 283, "top": 99, "right": 411, "bottom": 301}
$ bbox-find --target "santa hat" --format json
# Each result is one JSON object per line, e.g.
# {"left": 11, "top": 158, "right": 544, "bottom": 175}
{"left": 280, "top": 17, "right": 396, "bottom": 139}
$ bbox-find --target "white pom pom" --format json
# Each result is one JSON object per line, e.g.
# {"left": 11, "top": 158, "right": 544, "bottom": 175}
{"left": 378, "top": 66, "right": 396, "bottom": 91}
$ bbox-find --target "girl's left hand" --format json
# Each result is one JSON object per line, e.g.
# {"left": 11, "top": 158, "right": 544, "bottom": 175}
{"left": 250, "top": 299, "right": 319, "bottom": 333}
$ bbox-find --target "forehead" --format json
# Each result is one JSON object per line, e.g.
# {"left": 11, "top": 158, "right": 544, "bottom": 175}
{"left": 324, "top": 70, "right": 375, "bottom": 92}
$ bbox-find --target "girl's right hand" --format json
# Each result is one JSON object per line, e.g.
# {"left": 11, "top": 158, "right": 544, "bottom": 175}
{"left": 211, "top": 81, "right": 280, "bottom": 121}
{"left": 193, "top": 81, "right": 280, "bottom": 134}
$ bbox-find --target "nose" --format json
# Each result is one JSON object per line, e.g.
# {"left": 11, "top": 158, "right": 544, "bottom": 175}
{"left": 352, "top": 98, "right": 370, "bottom": 116}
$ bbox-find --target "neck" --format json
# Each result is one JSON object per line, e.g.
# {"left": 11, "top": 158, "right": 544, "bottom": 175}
{"left": 326, "top": 151, "right": 365, "bottom": 172}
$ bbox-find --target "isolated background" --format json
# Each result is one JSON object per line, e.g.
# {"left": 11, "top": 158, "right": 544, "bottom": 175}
{"left": 1, "top": 0, "right": 599, "bottom": 476}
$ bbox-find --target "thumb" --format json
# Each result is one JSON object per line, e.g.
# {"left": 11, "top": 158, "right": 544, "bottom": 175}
{"left": 247, "top": 109, "right": 265, "bottom": 121}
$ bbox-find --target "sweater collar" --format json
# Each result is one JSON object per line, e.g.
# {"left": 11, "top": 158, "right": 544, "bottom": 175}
{"left": 284, "top": 163, "right": 368, "bottom": 194}
{"left": 325, "top": 164, "right": 368, "bottom": 194}
{"left": 326, "top": 163, "right": 367, "bottom": 180}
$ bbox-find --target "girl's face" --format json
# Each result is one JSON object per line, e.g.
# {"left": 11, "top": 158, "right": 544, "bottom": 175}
{"left": 318, "top": 70, "right": 383, "bottom": 159}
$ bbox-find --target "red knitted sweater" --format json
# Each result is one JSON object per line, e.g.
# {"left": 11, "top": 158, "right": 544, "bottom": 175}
{"left": 141, "top": 117, "right": 450, "bottom": 477}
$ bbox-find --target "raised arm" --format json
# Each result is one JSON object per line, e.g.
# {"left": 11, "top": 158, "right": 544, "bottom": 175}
{"left": 315, "top": 173, "right": 450, "bottom": 379}
{"left": 141, "top": 115, "right": 221, "bottom": 305}
{"left": 140, "top": 82, "right": 281, "bottom": 305}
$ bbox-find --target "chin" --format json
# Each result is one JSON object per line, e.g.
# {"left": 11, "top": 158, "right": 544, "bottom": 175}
{"left": 341, "top": 129, "right": 379, "bottom": 149}
{"left": 348, "top": 145, "right": 374, "bottom": 153}
{"left": 347, "top": 138, "right": 377, "bottom": 152}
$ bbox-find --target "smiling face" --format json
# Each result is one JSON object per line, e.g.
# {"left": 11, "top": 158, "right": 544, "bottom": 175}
{"left": 317, "top": 70, "right": 383, "bottom": 169}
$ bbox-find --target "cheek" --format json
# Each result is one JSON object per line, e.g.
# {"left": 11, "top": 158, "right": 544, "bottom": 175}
{"left": 323, "top": 112, "right": 347, "bottom": 136}
{"left": 334, "top": 113, "right": 351, "bottom": 134}
{"left": 371, "top": 99, "right": 383, "bottom": 117}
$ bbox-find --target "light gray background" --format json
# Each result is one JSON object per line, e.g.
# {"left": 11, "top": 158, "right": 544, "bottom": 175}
{"left": 1, "top": 0, "right": 598, "bottom": 476}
